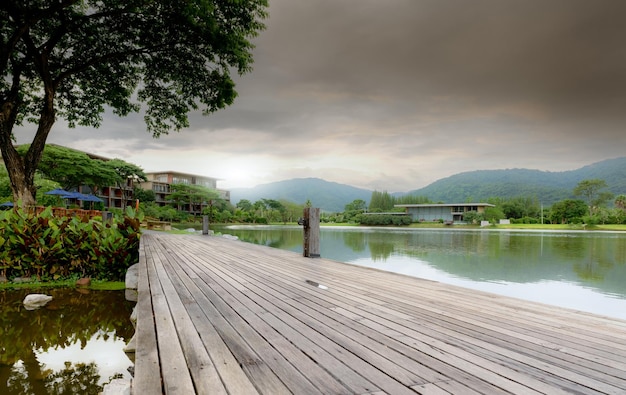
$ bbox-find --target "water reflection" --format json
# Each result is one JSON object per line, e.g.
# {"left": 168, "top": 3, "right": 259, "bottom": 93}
{"left": 215, "top": 226, "right": 626, "bottom": 320}
{"left": 0, "top": 288, "right": 135, "bottom": 395}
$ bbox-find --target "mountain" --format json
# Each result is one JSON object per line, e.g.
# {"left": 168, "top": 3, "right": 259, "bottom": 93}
{"left": 228, "top": 158, "right": 626, "bottom": 211}
{"left": 230, "top": 178, "right": 372, "bottom": 213}
{"left": 404, "top": 157, "right": 626, "bottom": 205}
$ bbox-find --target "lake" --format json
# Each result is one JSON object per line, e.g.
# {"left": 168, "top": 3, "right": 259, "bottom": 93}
{"left": 213, "top": 225, "right": 626, "bottom": 321}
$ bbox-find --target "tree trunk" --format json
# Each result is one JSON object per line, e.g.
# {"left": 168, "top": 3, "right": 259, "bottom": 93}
{"left": 0, "top": 93, "right": 56, "bottom": 207}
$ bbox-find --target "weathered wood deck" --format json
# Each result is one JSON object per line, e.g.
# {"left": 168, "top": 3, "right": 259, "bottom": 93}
{"left": 133, "top": 231, "right": 626, "bottom": 394}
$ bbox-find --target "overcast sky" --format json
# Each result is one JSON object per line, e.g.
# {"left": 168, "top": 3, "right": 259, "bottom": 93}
{"left": 15, "top": 0, "right": 626, "bottom": 192}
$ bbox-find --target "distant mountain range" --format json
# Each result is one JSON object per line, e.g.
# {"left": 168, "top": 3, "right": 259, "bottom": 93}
{"left": 230, "top": 157, "right": 626, "bottom": 212}
{"left": 230, "top": 178, "right": 372, "bottom": 213}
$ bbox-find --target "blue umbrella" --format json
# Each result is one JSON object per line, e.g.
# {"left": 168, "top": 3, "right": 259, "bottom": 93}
{"left": 0, "top": 201, "right": 13, "bottom": 207}
{"left": 62, "top": 191, "right": 102, "bottom": 202}
{"left": 79, "top": 193, "right": 104, "bottom": 203}
{"left": 45, "top": 188, "right": 71, "bottom": 196}
{"left": 61, "top": 191, "right": 82, "bottom": 199}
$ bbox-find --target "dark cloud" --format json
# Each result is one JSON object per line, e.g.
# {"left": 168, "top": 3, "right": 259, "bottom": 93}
{"left": 15, "top": 0, "right": 626, "bottom": 191}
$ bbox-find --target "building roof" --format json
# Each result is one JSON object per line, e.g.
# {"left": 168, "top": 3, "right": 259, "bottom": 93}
{"left": 146, "top": 170, "right": 221, "bottom": 181}
{"left": 395, "top": 203, "right": 495, "bottom": 208}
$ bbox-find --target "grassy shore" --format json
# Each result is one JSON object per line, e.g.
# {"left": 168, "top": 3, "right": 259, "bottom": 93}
{"left": 0, "top": 279, "right": 126, "bottom": 290}
{"left": 203, "top": 222, "right": 626, "bottom": 231}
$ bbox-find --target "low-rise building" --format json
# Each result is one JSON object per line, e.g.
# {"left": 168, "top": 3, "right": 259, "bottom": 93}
{"left": 17, "top": 145, "right": 230, "bottom": 214}
{"left": 137, "top": 171, "right": 230, "bottom": 215}
{"left": 395, "top": 203, "right": 495, "bottom": 223}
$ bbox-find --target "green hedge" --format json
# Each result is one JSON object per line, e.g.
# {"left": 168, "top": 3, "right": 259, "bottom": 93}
{"left": 0, "top": 206, "right": 142, "bottom": 281}
{"left": 357, "top": 214, "right": 413, "bottom": 226}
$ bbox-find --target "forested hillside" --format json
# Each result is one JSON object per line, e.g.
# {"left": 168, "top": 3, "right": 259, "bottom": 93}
{"left": 406, "top": 157, "right": 626, "bottom": 204}
{"left": 229, "top": 158, "right": 626, "bottom": 211}
{"left": 230, "top": 178, "right": 372, "bottom": 213}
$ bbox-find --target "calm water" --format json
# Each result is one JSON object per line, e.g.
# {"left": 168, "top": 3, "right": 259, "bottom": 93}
{"left": 214, "top": 225, "right": 626, "bottom": 321}
{"left": 0, "top": 288, "right": 135, "bottom": 395}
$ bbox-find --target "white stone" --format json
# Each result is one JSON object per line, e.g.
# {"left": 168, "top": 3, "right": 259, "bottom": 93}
{"left": 102, "top": 378, "right": 131, "bottom": 395}
{"left": 123, "top": 333, "right": 136, "bottom": 353}
{"left": 130, "top": 306, "right": 137, "bottom": 325}
{"left": 125, "top": 289, "right": 138, "bottom": 303}
{"left": 125, "top": 263, "right": 138, "bottom": 290}
{"left": 23, "top": 294, "right": 53, "bottom": 310}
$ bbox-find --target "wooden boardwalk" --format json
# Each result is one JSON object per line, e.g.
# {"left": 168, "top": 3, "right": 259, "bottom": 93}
{"left": 133, "top": 231, "right": 626, "bottom": 394}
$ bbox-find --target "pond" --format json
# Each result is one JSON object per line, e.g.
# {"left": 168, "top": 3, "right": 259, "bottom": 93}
{"left": 0, "top": 288, "right": 135, "bottom": 395}
{"left": 213, "top": 225, "right": 626, "bottom": 321}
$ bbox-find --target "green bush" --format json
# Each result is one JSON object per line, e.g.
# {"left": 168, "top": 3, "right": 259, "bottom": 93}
{"left": 0, "top": 206, "right": 142, "bottom": 281}
{"left": 357, "top": 214, "right": 412, "bottom": 226}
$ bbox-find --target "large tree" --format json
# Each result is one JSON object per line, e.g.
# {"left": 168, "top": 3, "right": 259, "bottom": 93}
{"left": 19, "top": 144, "right": 118, "bottom": 191}
{"left": 573, "top": 179, "right": 613, "bottom": 216}
{"left": 0, "top": 0, "right": 267, "bottom": 206}
{"left": 169, "top": 183, "right": 221, "bottom": 216}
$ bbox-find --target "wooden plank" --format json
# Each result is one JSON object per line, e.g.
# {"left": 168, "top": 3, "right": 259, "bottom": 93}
{"left": 168, "top": 236, "right": 512, "bottom": 394}
{"left": 162, "top": 234, "right": 624, "bottom": 394}
{"left": 148, "top": 243, "right": 228, "bottom": 395}
{"left": 134, "top": 232, "right": 626, "bottom": 395}
{"left": 132, "top": 250, "right": 162, "bottom": 395}
{"left": 166, "top": 242, "right": 374, "bottom": 394}
{"left": 172, "top": 239, "right": 556, "bottom": 393}
{"left": 156, "top": 246, "right": 272, "bottom": 395}
{"left": 144, "top": 244, "right": 196, "bottom": 395}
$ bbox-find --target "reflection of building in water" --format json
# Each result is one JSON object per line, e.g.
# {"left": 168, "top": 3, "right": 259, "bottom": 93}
{"left": 396, "top": 203, "right": 495, "bottom": 223}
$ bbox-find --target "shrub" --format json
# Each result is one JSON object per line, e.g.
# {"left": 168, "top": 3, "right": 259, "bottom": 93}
{"left": 357, "top": 214, "right": 412, "bottom": 226}
{"left": 0, "top": 206, "right": 141, "bottom": 281}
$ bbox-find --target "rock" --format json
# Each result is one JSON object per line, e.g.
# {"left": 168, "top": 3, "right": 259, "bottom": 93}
{"left": 125, "top": 263, "right": 138, "bottom": 290}
{"left": 13, "top": 277, "right": 32, "bottom": 283}
{"left": 130, "top": 306, "right": 137, "bottom": 327}
{"left": 123, "top": 333, "right": 136, "bottom": 353}
{"left": 125, "top": 289, "right": 138, "bottom": 302}
{"left": 76, "top": 277, "right": 91, "bottom": 287}
{"left": 23, "top": 294, "right": 53, "bottom": 310}
{"left": 101, "top": 378, "right": 131, "bottom": 395}
{"left": 76, "top": 287, "right": 91, "bottom": 295}
{"left": 221, "top": 234, "right": 238, "bottom": 240}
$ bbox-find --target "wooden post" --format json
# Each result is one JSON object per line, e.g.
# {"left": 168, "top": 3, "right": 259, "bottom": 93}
{"left": 102, "top": 211, "right": 113, "bottom": 225}
{"left": 302, "top": 207, "right": 320, "bottom": 258}
{"left": 202, "top": 215, "right": 209, "bottom": 235}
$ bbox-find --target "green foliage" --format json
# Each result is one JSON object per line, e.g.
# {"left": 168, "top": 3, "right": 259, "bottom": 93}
{"left": 369, "top": 191, "right": 431, "bottom": 212}
{"left": 343, "top": 199, "right": 367, "bottom": 222}
{"left": 18, "top": 145, "right": 119, "bottom": 192}
{"left": 549, "top": 199, "right": 588, "bottom": 224}
{"left": 134, "top": 187, "right": 156, "bottom": 203}
{"left": 462, "top": 211, "right": 483, "bottom": 225}
{"left": 484, "top": 207, "right": 506, "bottom": 223}
{"left": 345, "top": 199, "right": 367, "bottom": 212}
{"left": 500, "top": 196, "right": 541, "bottom": 219}
{"left": 1, "top": 0, "right": 268, "bottom": 205}
{"left": 170, "top": 183, "right": 222, "bottom": 215}
{"left": 0, "top": 207, "right": 141, "bottom": 281}
{"left": 573, "top": 179, "right": 613, "bottom": 217}
{"left": 357, "top": 214, "right": 412, "bottom": 226}
{"left": 369, "top": 191, "right": 395, "bottom": 211}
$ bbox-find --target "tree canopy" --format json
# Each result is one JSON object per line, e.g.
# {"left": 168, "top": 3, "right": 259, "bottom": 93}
{"left": 0, "top": 0, "right": 268, "bottom": 206}
{"left": 573, "top": 179, "right": 613, "bottom": 215}
{"left": 169, "top": 183, "right": 221, "bottom": 216}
